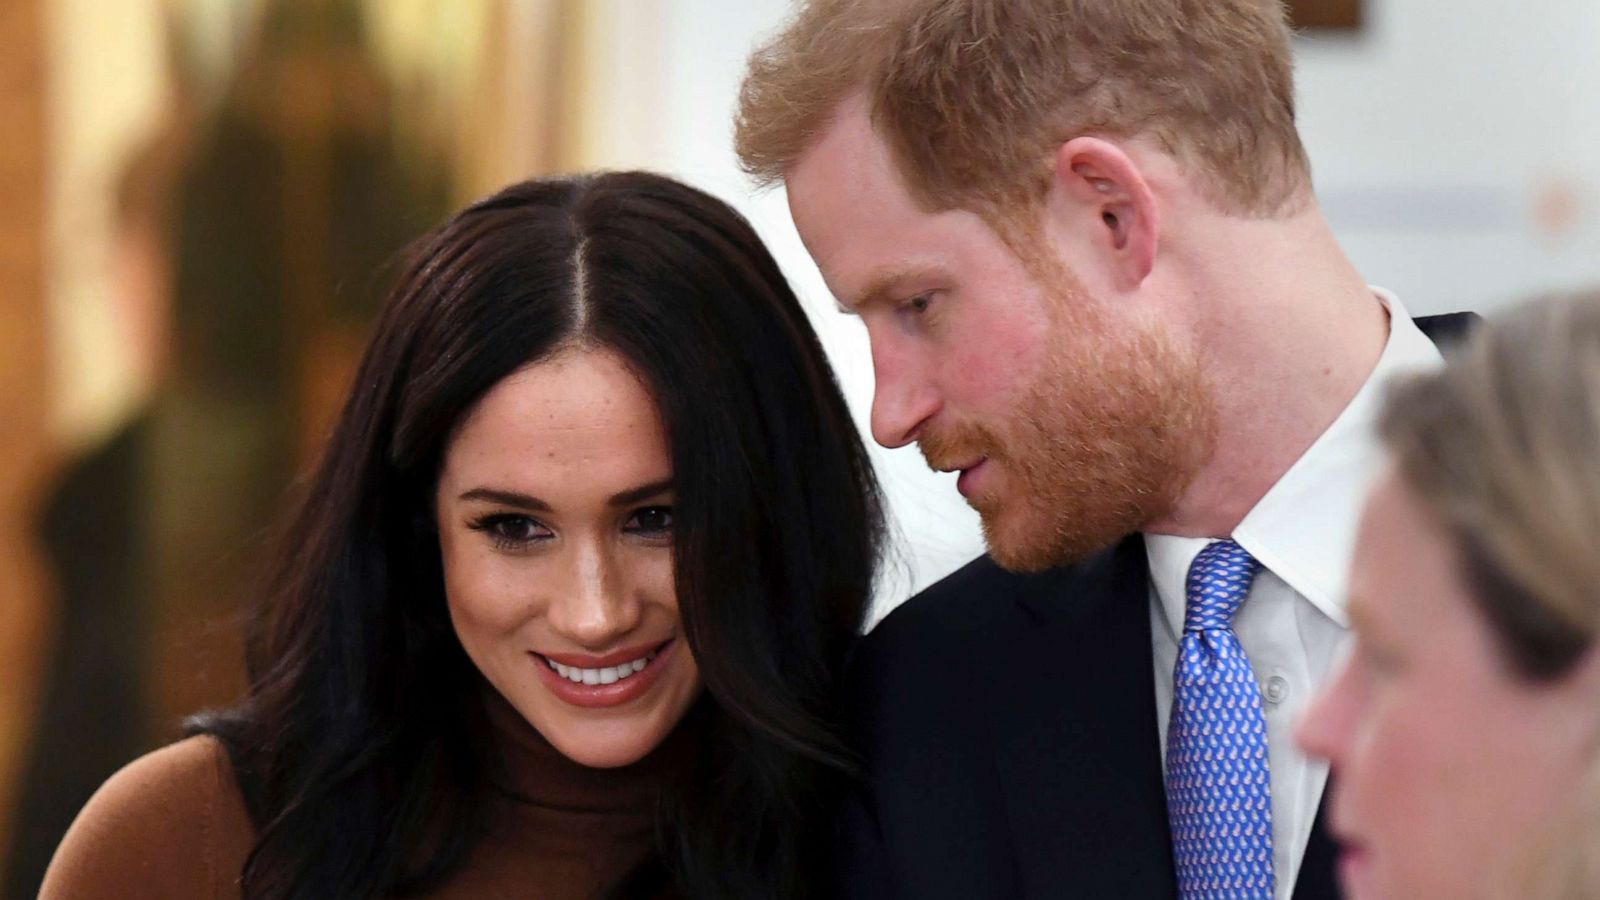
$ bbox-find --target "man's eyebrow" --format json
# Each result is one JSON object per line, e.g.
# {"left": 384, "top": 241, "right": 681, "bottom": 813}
{"left": 840, "top": 266, "right": 918, "bottom": 315}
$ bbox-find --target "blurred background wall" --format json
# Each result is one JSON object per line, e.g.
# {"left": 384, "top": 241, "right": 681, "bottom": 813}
{"left": 1, "top": 0, "right": 1598, "bottom": 894}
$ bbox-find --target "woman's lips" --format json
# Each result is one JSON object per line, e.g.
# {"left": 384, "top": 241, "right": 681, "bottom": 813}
{"left": 531, "top": 638, "right": 676, "bottom": 709}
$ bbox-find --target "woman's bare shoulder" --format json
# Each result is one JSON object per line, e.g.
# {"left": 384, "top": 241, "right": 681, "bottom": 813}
{"left": 38, "top": 735, "right": 255, "bottom": 899}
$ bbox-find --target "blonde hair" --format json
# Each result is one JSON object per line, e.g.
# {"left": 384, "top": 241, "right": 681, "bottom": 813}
{"left": 735, "top": 0, "right": 1312, "bottom": 216}
{"left": 1379, "top": 290, "right": 1600, "bottom": 898}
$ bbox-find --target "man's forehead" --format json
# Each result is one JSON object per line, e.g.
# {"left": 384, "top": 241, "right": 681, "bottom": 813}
{"left": 786, "top": 97, "right": 884, "bottom": 220}
{"left": 785, "top": 97, "right": 936, "bottom": 306}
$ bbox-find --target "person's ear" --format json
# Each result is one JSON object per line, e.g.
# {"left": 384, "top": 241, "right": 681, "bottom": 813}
{"left": 1045, "top": 136, "right": 1159, "bottom": 289}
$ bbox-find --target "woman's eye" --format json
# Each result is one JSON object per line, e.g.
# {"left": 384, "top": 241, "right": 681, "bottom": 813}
{"left": 469, "top": 514, "right": 552, "bottom": 549}
{"left": 1358, "top": 640, "right": 1403, "bottom": 680}
{"left": 624, "top": 506, "right": 674, "bottom": 537}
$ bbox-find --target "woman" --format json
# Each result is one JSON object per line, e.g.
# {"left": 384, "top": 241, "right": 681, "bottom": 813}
{"left": 1296, "top": 290, "right": 1600, "bottom": 899}
{"left": 41, "top": 172, "right": 885, "bottom": 899}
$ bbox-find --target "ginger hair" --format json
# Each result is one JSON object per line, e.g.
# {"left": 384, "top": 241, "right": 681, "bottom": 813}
{"left": 736, "top": 0, "right": 1312, "bottom": 217}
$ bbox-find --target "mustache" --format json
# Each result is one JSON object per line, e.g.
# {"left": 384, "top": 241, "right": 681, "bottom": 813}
{"left": 917, "top": 422, "right": 1002, "bottom": 471}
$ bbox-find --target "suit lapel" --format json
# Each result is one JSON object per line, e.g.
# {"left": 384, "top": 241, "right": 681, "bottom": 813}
{"left": 1414, "top": 311, "right": 1479, "bottom": 348}
{"left": 1293, "top": 780, "right": 1343, "bottom": 900}
{"left": 993, "top": 536, "right": 1177, "bottom": 898}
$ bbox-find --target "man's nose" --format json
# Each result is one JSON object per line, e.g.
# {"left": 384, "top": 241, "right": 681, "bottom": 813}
{"left": 867, "top": 334, "right": 939, "bottom": 449}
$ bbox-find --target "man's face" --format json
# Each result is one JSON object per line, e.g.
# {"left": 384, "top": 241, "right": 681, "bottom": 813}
{"left": 786, "top": 95, "right": 1215, "bottom": 571}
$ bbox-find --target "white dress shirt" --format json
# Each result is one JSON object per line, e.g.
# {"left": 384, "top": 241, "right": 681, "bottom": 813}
{"left": 1145, "top": 289, "right": 1442, "bottom": 899}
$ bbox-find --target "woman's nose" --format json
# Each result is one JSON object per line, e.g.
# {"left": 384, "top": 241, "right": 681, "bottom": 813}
{"left": 1296, "top": 653, "right": 1359, "bottom": 765}
{"left": 543, "top": 538, "right": 642, "bottom": 648}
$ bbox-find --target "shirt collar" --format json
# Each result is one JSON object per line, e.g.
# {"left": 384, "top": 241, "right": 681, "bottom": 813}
{"left": 1147, "top": 288, "right": 1443, "bottom": 636}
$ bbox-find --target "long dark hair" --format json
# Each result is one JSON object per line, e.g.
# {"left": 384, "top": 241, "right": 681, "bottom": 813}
{"left": 192, "top": 172, "right": 885, "bottom": 899}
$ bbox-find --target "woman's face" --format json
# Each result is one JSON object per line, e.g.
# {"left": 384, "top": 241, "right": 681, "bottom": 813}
{"left": 1297, "top": 465, "right": 1600, "bottom": 899}
{"left": 435, "top": 346, "right": 702, "bottom": 769}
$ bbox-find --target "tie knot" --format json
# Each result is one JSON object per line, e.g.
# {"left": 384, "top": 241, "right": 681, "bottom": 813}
{"left": 1183, "top": 539, "right": 1261, "bottom": 633}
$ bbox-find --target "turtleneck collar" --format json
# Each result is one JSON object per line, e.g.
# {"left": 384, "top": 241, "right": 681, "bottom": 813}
{"left": 478, "top": 680, "right": 710, "bottom": 821}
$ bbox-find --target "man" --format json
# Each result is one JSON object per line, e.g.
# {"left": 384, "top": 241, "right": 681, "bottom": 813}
{"left": 735, "top": 1, "right": 1474, "bottom": 898}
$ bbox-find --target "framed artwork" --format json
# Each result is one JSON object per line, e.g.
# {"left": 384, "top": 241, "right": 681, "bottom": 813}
{"left": 1287, "top": 0, "right": 1363, "bottom": 30}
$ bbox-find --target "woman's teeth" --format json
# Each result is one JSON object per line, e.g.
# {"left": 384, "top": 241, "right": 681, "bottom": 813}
{"left": 545, "top": 650, "right": 658, "bottom": 685}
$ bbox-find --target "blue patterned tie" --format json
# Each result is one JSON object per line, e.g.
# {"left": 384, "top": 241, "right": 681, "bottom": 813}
{"left": 1166, "top": 539, "right": 1274, "bottom": 899}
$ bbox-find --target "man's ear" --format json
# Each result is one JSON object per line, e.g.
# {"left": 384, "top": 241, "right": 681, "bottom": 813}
{"left": 1045, "top": 136, "right": 1159, "bottom": 289}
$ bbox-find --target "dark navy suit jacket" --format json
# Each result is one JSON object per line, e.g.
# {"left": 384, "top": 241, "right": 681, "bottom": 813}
{"left": 831, "top": 313, "right": 1478, "bottom": 899}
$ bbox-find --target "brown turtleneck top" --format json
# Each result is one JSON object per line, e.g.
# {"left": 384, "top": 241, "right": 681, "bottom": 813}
{"left": 39, "top": 690, "right": 699, "bottom": 899}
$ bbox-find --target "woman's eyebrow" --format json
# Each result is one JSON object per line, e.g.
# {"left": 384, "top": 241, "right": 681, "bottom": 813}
{"left": 457, "top": 479, "right": 673, "bottom": 510}
{"left": 608, "top": 478, "right": 674, "bottom": 507}
{"left": 456, "top": 487, "right": 550, "bottom": 511}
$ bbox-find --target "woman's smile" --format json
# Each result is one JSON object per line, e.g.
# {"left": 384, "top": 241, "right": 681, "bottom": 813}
{"left": 531, "top": 638, "right": 681, "bottom": 708}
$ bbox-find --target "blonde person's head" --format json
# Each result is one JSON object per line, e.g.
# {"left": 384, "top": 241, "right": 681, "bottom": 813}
{"left": 736, "top": 0, "right": 1311, "bottom": 216}
{"left": 1379, "top": 290, "right": 1600, "bottom": 898}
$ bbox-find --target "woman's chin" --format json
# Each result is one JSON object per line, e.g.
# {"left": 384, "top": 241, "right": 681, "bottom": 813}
{"left": 529, "top": 681, "right": 703, "bottom": 770}
{"left": 551, "top": 731, "right": 656, "bottom": 769}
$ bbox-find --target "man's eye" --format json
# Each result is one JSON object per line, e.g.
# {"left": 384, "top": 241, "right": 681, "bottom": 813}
{"left": 469, "top": 514, "right": 552, "bottom": 549}
{"left": 905, "top": 294, "right": 931, "bottom": 313}
{"left": 624, "top": 506, "right": 674, "bottom": 536}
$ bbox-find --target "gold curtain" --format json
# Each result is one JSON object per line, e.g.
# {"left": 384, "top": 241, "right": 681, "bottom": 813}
{"left": 0, "top": 0, "right": 55, "bottom": 878}
{"left": 0, "top": 0, "right": 599, "bottom": 890}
